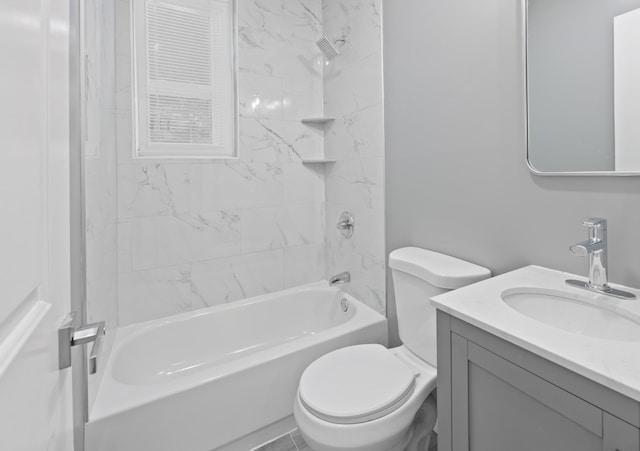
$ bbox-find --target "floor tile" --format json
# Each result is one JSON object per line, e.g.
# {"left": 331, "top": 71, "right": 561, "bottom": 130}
{"left": 252, "top": 432, "right": 297, "bottom": 451}
{"left": 257, "top": 427, "right": 437, "bottom": 451}
{"left": 291, "top": 429, "right": 313, "bottom": 451}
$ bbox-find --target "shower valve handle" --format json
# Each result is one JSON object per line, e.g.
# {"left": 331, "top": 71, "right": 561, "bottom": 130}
{"left": 336, "top": 211, "right": 354, "bottom": 238}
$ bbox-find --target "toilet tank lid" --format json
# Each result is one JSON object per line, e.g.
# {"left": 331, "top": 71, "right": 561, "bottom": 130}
{"left": 389, "top": 247, "right": 491, "bottom": 289}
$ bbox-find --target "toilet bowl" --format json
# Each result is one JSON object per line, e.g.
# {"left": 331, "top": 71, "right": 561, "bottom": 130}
{"left": 294, "top": 248, "right": 491, "bottom": 451}
{"left": 294, "top": 344, "right": 436, "bottom": 451}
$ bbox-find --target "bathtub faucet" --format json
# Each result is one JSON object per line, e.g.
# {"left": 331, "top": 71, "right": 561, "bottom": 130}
{"left": 329, "top": 272, "right": 351, "bottom": 286}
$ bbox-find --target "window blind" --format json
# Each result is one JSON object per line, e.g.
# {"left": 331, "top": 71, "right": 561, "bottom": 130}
{"left": 133, "top": 0, "right": 236, "bottom": 157}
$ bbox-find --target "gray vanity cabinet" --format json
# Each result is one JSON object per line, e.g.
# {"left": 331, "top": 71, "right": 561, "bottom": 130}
{"left": 436, "top": 311, "right": 640, "bottom": 451}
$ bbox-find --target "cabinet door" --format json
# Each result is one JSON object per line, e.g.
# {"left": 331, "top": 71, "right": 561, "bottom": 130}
{"left": 603, "top": 412, "right": 640, "bottom": 451}
{"left": 451, "top": 334, "right": 604, "bottom": 451}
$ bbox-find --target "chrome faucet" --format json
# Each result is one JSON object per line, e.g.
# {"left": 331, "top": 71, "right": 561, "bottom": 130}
{"left": 566, "top": 218, "right": 635, "bottom": 299}
{"left": 569, "top": 218, "right": 609, "bottom": 292}
{"left": 329, "top": 271, "right": 351, "bottom": 286}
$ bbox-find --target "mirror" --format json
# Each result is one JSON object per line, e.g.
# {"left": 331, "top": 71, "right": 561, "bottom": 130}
{"left": 526, "top": 0, "right": 640, "bottom": 175}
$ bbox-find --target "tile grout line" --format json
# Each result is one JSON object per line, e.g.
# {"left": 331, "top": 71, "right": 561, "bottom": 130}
{"left": 289, "top": 432, "right": 299, "bottom": 451}
{"left": 250, "top": 428, "right": 299, "bottom": 451}
{"left": 288, "top": 428, "right": 301, "bottom": 451}
{"left": 289, "top": 431, "right": 300, "bottom": 451}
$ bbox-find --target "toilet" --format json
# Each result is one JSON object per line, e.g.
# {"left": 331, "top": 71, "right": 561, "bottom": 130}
{"left": 294, "top": 247, "right": 491, "bottom": 451}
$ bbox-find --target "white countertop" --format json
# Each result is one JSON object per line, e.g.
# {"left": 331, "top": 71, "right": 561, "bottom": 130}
{"left": 431, "top": 265, "right": 640, "bottom": 402}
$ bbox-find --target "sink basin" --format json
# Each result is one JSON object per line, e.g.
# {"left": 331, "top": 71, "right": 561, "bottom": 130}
{"left": 501, "top": 287, "right": 640, "bottom": 342}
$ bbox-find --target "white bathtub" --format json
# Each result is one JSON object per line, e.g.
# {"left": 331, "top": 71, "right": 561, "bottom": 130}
{"left": 86, "top": 282, "right": 387, "bottom": 451}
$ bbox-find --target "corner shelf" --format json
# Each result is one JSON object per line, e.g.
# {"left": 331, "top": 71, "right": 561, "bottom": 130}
{"left": 300, "top": 117, "right": 336, "bottom": 163}
{"left": 300, "top": 117, "right": 335, "bottom": 125}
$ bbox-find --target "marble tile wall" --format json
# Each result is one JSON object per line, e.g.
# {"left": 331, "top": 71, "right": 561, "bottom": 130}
{"left": 322, "top": 0, "right": 386, "bottom": 314}
{"left": 84, "top": 0, "right": 118, "bottom": 409}
{"left": 115, "top": 0, "right": 327, "bottom": 325}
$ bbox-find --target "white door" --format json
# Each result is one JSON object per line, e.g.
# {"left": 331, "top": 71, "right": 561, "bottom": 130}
{"left": 0, "top": 0, "right": 75, "bottom": 450}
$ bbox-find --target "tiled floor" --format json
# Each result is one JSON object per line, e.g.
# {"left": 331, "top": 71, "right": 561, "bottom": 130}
{"left": 253, "top": 429, "right": 438, "bottom": 451}
{"left": 252, "top": 429, "right": 311, "bottom": 451}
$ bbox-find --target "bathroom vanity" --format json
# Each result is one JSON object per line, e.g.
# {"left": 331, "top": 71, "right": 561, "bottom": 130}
{"left": 432, "top": 266, "right": 640, "bottom": 451}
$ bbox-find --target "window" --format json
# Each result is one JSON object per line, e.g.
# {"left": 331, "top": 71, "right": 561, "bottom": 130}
{"left": 132, "top": 0, "right": 237, "bottom": 158}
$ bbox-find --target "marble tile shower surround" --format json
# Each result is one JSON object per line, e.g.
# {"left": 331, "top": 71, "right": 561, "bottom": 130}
{"left": 322, "top": 0, "right": 386, "bottom": 314}
{"left": 115, "top": 0, "right": 330, "bottom": 325}
{"left": 84, "top": 0, "right": 119, "bottom": 410}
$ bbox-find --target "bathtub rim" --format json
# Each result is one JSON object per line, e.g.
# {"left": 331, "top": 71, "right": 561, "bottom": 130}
{"left": 111, "top": 282, "right": 359, "bottom": 386}
{"left": 89, "top": 281, "right": 387, "bottom": 422}
{"left": 116, "top": 280, "right": 356, "bottom": 347}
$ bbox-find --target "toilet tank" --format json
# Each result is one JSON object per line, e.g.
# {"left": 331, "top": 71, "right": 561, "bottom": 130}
{"left": 389, "top": 247, "right": 491, "bottom": 367}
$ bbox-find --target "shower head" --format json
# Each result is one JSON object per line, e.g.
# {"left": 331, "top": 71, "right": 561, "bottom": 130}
{"left": 316, "top": 36, "right": 340, "bottom": 61}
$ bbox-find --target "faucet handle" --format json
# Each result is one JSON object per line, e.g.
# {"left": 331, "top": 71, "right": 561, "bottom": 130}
{"left": 569, "top": 244, "right": 588, "bottom": 257}
{"left": 583, "top": 218, "right": 607, "bottom": 229}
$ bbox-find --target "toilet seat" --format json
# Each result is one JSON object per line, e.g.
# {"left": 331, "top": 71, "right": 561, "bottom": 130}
{"left": 298, "top": 344, "right": 416, "bottom": 425}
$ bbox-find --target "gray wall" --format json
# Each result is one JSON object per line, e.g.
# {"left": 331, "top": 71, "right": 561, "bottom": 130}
{"left": 384, "top": 0, "right": 640, "bottom": 345}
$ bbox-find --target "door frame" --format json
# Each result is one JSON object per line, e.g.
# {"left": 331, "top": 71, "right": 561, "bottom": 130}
{"left": 69, "top": 0, "right": 89, "bottom": 448}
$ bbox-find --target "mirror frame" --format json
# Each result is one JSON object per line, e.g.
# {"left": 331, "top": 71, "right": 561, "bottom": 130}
{"left": 524, "top": 0, "right": 640, "bottom": 177}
